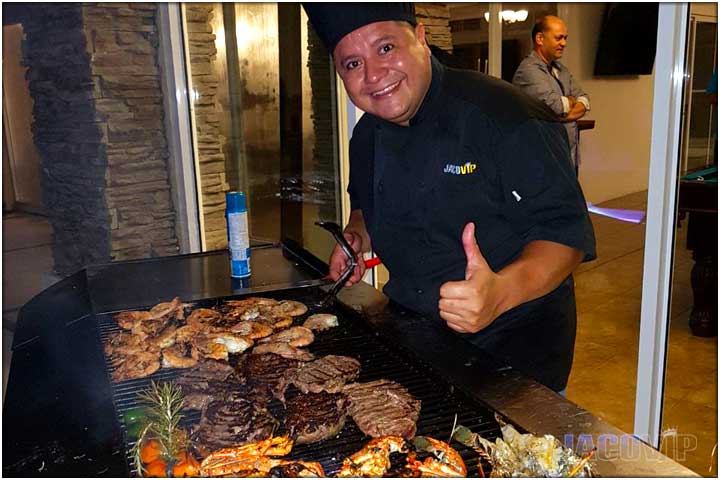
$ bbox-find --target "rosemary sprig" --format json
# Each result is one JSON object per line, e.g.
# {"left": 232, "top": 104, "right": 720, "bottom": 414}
{"left": 131, "top": 423, "right": 154, "bottom": 475}
{"left": 137, "top": 381, "right": 186, "bottom": 460}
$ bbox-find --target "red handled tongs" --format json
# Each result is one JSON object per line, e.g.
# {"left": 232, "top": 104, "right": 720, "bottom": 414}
{"left": 315, "top": 221, "right": 358, "bottom": 308}
{"left": 314, "top": 221, "right": 383, "bottom": 309}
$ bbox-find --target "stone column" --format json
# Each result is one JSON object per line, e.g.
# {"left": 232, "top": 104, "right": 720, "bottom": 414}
{"left": 22, "top": 3, "right": 181, "bottom": 274}
{"left": 22, "top": 4, "right": 111, "bottom": 275}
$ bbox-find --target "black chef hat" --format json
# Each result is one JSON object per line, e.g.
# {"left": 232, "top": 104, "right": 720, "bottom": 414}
{"left": 303, "top": 3, "right": 417, "bottom": 55}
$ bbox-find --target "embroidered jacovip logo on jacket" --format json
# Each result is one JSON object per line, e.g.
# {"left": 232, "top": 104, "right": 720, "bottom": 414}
{"left": 443, "top": 162, "right": 477, "bottom": 175}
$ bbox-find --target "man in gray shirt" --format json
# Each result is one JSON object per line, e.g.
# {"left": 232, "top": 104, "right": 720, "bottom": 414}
{"left": 513, "top": 15, "right": 590, "bottom": 174}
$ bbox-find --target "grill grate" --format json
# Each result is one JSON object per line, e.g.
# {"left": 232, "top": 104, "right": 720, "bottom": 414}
{"left": 97, "top": 287, "right": 501, "bottom": 476}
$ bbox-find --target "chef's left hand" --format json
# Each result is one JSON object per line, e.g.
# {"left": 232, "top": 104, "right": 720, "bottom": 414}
{"left": 439, "top": 223, "right": 505, "bottom": 334}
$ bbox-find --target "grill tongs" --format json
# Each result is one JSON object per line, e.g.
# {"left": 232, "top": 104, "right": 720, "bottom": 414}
{"left": 315, "top": 221, "right": 358, "bottom": 308}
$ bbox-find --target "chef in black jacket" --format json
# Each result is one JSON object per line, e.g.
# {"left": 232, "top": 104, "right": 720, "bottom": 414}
{"left": 304, "top": 3, "right": 596, "bottom": 393}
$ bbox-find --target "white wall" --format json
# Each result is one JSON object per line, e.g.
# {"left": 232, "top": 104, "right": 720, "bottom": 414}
{"left": 558, "top": 4, "right": 657, "bottom": 204}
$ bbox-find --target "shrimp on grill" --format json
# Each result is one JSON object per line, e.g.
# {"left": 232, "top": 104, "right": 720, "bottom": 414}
{"left": 161, "top": 343, "right": 198, "bottom": 369}
{"left": 104, "top": 331, "right": 145, "bottom": 357}
{"left": 114, "top": 311, "right": 153, "bottom": 330}
{"left": 113, "top": 297, "right": 190, "bottom": 331}
{"left": 193, "top": 332, "right": 254, "bottom": 361}
{"left": 199, "top": 435, "right": 294, "bottom": 477}
{"left": 149, "top": 297, "right": 194, "bottom": 319}
{"left": 110, "top": 350, "right": 161, "bottom": 382}
{"left": 186, "top": 308, "right": 223, "bottom": 329}
{"left": 303, "top": 313, "right": 339, "bottom": 332}
{"left": 148, "top": 324, "right": 177, "bottom": 350}
{"left": 253, "top": 311, "right": 294, "bottom": 331}
{"left": 258, "top": 326, "right": 314, "bottom": 348}
{"left": 270, "top": 300, "right": 308, "bottom": 317}
{"left": 225, "top": 297, "right": 279, "bottom": 308}
{"left": 229, "top": 320, "right": 274, "bottom": 340}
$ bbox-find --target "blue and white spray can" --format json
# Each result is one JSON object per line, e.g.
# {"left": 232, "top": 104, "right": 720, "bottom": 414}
{"left": 226, "top": 191, "right": 251, "bottom": 278}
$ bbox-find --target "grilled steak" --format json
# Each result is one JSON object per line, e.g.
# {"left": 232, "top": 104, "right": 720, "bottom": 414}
{"left": 238, "top": 353, "right": 303, "bottom": 401}
{"left": 192, "top": 396, "right": 278, "bottom": 457}
{"left": 343, "top": 379, "right": 421, "bottom": 439}
{"left": 280, "top": 355, "right": 361, "bottom": 397}
{"left": 284, "top": 388, "right": 348, "bottom": 444}
{"left": 176, "top": 359, "right": 252, "bottom": 410}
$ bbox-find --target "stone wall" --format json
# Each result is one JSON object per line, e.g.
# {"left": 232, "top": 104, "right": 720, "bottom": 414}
{"left": 22, "top": 3, "right": 180, "bottom": 274}
{"left": 82, "top": 3, "right": 179, "bottom": 261}
{"left": 22, "top": 4, "right": 111, "bottom": 274}
{"left": 416, "top": 3, "right": 453, "bottom": 52}
{"left": 185, "top": 4, "right": 230, "bottom": 250}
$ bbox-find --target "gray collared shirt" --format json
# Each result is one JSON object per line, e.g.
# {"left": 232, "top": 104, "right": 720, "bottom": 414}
{"left": 513, "top": 51, "right": 590, "bottom": 168}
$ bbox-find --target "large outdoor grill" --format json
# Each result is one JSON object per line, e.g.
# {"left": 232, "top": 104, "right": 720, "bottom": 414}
{"left": 99, "top": 285, "right": 502, "bottom": 476}
{"left": 3, "top": 245, "right": 699, "bottom": 477}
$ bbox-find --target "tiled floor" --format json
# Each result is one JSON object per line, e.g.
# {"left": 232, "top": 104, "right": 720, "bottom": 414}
{"left": 1, "top": 195, "right": 717, "bottom": 475}
{"left": 568, "top": 191, "right": 718, "bottom": 477}
{"left": 2, "top": 212, "right": 56, "bottom": 397}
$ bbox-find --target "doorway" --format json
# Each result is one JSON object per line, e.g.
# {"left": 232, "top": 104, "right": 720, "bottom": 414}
{"left": 2, "top": 24, "right": 45, "bottom": 215}
{"left": 681, "top": 15, "right": 717, "bottom": 172}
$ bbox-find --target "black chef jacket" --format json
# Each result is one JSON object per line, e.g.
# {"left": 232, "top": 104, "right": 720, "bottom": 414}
{"left": 347, "top": 57, "right": 596, "bottom": 391}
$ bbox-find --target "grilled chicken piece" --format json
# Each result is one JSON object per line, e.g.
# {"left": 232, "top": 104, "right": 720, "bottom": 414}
{"left": 258, "top": 326, "right": 315, "bottom": 348}
{"left": 303, "top": 313, "right": 339, "bottom": 332}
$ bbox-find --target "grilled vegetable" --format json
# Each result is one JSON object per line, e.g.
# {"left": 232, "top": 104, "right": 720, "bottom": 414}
{"left": 141, "top": 439, "right": 163, "bottom": 464}
{"left": 124, "top": 406, "right": 148, "bottom": 425}
{"left": 144, "top": 458, "right": 168, "bottom": 477}
{"left": 172, "top": 452, "right": 200, "bottom": 478}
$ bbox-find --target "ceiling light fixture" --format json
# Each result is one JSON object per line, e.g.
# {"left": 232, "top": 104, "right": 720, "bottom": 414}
{"left": 484, "top": 9, "right": 529, "bottom": 23}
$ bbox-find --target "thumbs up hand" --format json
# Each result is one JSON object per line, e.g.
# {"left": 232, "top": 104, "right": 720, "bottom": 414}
{"left": 439, "top": 223, "right": 505, "bottom": 334}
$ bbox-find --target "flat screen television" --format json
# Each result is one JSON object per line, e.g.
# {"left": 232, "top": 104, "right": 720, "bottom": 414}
{"left": 594, "top": 3, "right": 659, "bottom": 76}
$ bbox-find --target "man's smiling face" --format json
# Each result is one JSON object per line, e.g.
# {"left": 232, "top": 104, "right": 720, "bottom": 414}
{"left": 333, "top": 21, "right": 432, "bottom": 126}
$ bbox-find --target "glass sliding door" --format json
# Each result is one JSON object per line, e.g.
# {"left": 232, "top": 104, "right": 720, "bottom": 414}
{"left": 179, "top": 3, "right": 341, "bottom": 262}
{"left": 661, "top": 5, "right": 718, "bottom": 475}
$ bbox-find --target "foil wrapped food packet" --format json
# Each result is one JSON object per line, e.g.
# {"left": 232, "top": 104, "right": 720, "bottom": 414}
{"left": 452, "top": 415, "right": 598, "bottom": 477}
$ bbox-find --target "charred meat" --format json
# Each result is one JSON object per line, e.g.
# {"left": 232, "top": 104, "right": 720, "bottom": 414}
{"left": 343, "top": 379, "right": 421, "bottom": 439}
{"left": 192, "top": 396, "right": 279, "bottom": 458}
{"left": 280, "top": 355, "right": 361, "bottom": 397}
{"left": 175, "top": 360, "right": 242, "bottom": 411}
{"left": 284, "top": 388, "right": 348, "bottom": 444}
{"left": 239, "top": 353, "right": 303, "bottom": 401}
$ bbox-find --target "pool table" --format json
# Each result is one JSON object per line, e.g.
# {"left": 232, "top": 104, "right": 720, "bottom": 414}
{"left": 678, "top": 166, "right": 717, "bottom": 337}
